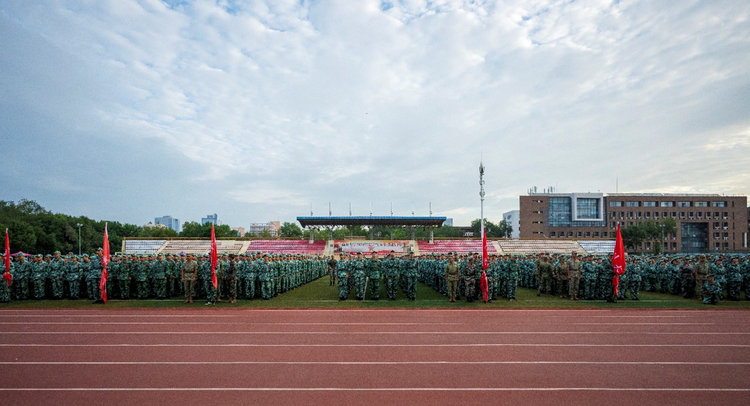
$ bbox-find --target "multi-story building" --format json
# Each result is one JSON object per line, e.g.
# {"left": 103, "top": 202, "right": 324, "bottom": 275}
{"left": 520, "top": 192, "right": 748, "bottom": 253}
{"left": 201, "top": 213, "right": 218, "bottom": 226}
{"left": 154, "top": 215, "right": 180, "bottom": 233}
{"left": 231, "top": 227, "right": 246, "bottom": 237}
{"left": 502, "top": 210, "right": 520, "bottom": 238}
{"left": 247, "top": 221, "right": 281, "bottom": 237}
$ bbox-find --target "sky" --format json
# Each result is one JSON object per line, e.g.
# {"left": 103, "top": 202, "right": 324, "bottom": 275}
{"left": 1, "top": 0, "right": 749, "bottom": 229}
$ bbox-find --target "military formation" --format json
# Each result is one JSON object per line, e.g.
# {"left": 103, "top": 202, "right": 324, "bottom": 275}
{"left": 0, "top": 250, "right": 327, "bottom": 304}
{"left": 331, "top": 251, "right": 419, "bottom": 301}
{"left": 416, "top": 251, "right": 750, "bottom": 305}
{"left": 1, "top": 249, "right": 748, "bottom": 306}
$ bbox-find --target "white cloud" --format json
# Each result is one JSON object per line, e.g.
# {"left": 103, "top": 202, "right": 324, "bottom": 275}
{"left": 1, "top": 0, "right": 749, "bottom": 227}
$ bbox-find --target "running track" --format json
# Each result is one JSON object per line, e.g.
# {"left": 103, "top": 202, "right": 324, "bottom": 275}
{"left": 0, "top": 308, "right": 748, "bottom": 405}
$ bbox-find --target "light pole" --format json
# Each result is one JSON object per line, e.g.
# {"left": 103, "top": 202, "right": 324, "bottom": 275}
{"left": 660, "top": 224, "right": 665, "bottom": 254}
{"left": 77, "top": 223, "right": 83, "bottom": 255}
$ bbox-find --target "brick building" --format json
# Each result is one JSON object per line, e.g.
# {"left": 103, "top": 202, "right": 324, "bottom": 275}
{"left": 520, "top": 192, "right": 748, "bottom": 253}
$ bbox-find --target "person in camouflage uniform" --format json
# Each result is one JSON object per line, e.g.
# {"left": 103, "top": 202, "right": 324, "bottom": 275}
{"left": 181, "top": 254, "right": 198, "bottom": 303}
{"left": 367, "top": 252, "right": 382, "bottom": 300}
{"left": 116, "top": 255, "right": 131, "bottom": 300}
{"left": 694, "top": 255, "right": 710, "bottom": 300}
{"left": 48, "top": 251, "right": 65, "bottom": 299}
{"left": 258, "top": 254, "right": 272, "bottom": 300}
{"left": 382, "top": 252, "right": 399, "bottom": 301}
{"left": 464, "top": 258, "right": 477, "bottom": 302}
{"left": 537, "top": 256, "right": 553, "bottom": 297}
{"left": 702, "top": 274, "right": 721, "bottom": 305}
{"left": 506, "top": 256, "right": 519, "bottom": 301}
{"left": 336, "top": 253, "right": 350, "bottom": 301}
{"left": 30, "top": 255, "right": 46, "bottom": 300}
{"left": 726, "top": 257, "right": 742, "bottom": 301}
{"left": 13, "top": 254, "right": 30, "bottom": 300}
{"left": 151, "top": 253, "right": 168, "bottom": 299}
{"left": 0, "top": 253, "right": 13, "bottom": 303}
{"left": 133, "top": 255, "right": 150, "bottom": 300}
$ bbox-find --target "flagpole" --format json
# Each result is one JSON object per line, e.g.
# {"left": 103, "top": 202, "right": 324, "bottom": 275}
{"left": 479, "top": 161, "right": 485, "bottom": 265}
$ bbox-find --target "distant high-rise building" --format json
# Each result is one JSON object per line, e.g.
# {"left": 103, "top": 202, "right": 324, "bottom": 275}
{"left": 443, "top": 218, "right": 453, "bottom": 227}
{"left": 231, "top": 227, "right": 246, "bottom": 237}
{"left": 154, "top": 215, "right": 181, "bottom": 233}
{"left": 502, "top": 210, "right": 520, "bottom": 238}
{"left": 201, "top": 213, "right": 218, "bottom": 226}
{"left": 247, "top": 221, "right": 281, "bottom": 237}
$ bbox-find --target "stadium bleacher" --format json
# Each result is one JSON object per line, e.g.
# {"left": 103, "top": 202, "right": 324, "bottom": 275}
{"left": 497, "top": 240, "right": 585, "bottom": 255}
{"left": 245, "top": 240, "right": 326, "bottom": 255}
{"left": 578, "top": 240, "right": 616, "bottom": 254}
{"left": 159, "top": 240, "right": 244, "bottom": 255}
{"left": 124, "top": 240, "right": 166, "bottom": 254}
{"left": 417, "top": 240, "right": 497, "bottom": 254}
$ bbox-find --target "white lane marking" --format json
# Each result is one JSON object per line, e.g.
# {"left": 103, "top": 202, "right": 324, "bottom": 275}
{"left": 0, "top": 331, "right": 746, "bottom": 335}
{"left": 0, "top": 322, "right": 464, "bottom": 325}
{"left": 2, "top": 361, "right": 749, "bottom": 366}
{"left": 1, "top": 343, "right": 748, "bottom": 348}
{"left": 0, "top": 387, "right": 748, "bottom": 392}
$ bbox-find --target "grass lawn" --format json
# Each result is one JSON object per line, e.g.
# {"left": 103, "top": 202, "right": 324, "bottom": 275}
{"left": 2, "top": 277, "right": 749, "bottom": 309}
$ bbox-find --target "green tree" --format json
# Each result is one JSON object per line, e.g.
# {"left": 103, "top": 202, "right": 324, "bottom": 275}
{"left": 621, "top": 224, "right": 647, "bottom": 252}
{"left": 279, "top": 222, "right": 303, "bottom": 238}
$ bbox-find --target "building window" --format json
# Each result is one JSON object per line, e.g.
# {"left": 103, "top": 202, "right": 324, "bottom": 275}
{"left": 677, "top": 202, "right": 691, "bottom": 207}
{"left": 670, "top": 212, "right": 677, "bottom": 218}
{"left": 576, "top": 232, "right": 582, "bottom": 237}
{"left": 643, "top": 201, "right": 657, "bottom": 207}
{"left": 576, "top": 198, "right": 601, "bottom": 219}
{"left": 626, "top": 201, "right": 640, "bottom": 207}
{"left": 602, "top": 232, "right": 608, "bottom": 237}
{"left": 712, "top": 201, "right": 726, "bottom": 207}
{"left": 532, "top": 210, "right": 542, "bottom": 214}
{"left": 548, "top": 198, "right": 571, "bottom": 227}
{"left": 593, "top": 232, "right": 599, "bottom": 237}
{"left": 532, "top": 199, "right": 543, "bottom": 203}
{"left": 550, "top": 232, "right": 556, "bottom": 237}
{"left": 695, "top": 201, "right": 708, "bottom": 207}
{"left": 660, "top": 201, "right": 674, "bottom": 207}
{"left": 645, "top": 212, "right": 651, "bottom": 218}
{"left": 609, "top": 201, "right": 623, "bottom": 207}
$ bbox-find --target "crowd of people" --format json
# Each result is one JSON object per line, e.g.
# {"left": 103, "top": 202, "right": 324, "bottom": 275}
{"left": 0, "top": 250, "right": 328, "bottom": 304}
{"left": 330, "top": 251, "right": 750, "bottom": 305}
{"left": 1, "top": 248, "right": 747, "bottom": 306}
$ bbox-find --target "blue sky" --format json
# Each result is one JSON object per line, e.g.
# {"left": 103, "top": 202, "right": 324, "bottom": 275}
{"left": 1, "top": 0, "right": 749, "bottom": 228}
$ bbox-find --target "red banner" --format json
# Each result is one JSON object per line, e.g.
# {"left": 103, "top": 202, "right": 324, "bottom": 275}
{"left": 99, "top": 223, "right": 110, "bottom": 303}
{"left": 3, "top": 229, "right": 11, "bottom": 286}
{"left": 210, "top": 224, "right": 218, "bottom": 289}
{"left": 481, "top": 225, "right": 488, "bottom": 271}
{"left": 612, "top": 223, "right": 626, "bottom": 297}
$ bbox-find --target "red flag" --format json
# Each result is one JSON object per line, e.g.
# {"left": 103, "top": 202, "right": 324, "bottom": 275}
{"left": 210, "top": 224, "right": 218, "bottom": 289}
{"left": 481, "top": 224, "right": 488, "bottom": 271}
{"left": 3, "top": 229, "right": 11, "bottom": 286}
{"left": 612, "top": 223, "right": 626, "bottom": 298}
{"left": 99, "top": 223, "right": 110, "bottom": 303}
{"left": 480, "top": 271, "right": 489, "bottom": 303}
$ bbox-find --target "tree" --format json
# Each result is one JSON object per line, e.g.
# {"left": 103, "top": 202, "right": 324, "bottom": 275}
{"left": 621, "top": 224, "right": 647, "bottom": 252}
{"left": 471, "top": 219, "right": 512, "bottom": 238}
{"left": 279, "top": 222, "right": 303, "bottom": 238}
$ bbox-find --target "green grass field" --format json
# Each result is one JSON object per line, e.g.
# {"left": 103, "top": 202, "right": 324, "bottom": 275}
{"left": 2, "top": 277, "right": 750, "bottom": 309}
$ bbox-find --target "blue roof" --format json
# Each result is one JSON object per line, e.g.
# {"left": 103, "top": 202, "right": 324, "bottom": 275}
{"left": 297, "top": 216, "right": 446, "bottom": 227}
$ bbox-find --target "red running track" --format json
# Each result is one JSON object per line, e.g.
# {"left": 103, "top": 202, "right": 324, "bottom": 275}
{"left": 0, "top": 308, "right": 749, "bottom": 405}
